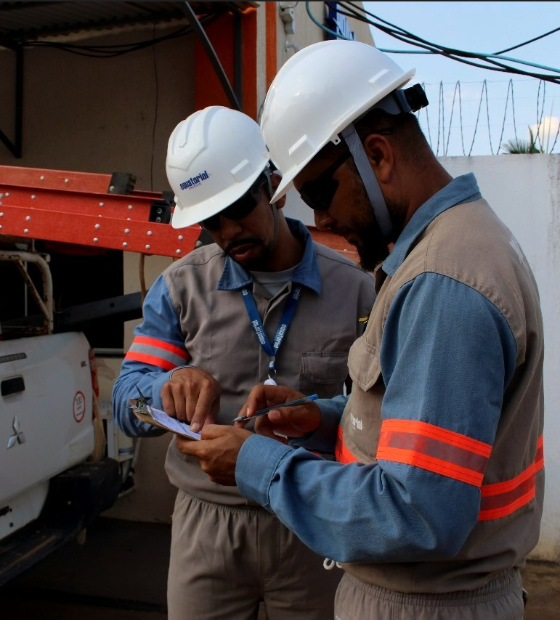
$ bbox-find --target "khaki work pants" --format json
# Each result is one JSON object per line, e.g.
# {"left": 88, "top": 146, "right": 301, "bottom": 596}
{"left": 334, "top": 568, "right": 524, "bottom": 619}
{"left": 167, "top": 491, "right": 341, "bottom": 620}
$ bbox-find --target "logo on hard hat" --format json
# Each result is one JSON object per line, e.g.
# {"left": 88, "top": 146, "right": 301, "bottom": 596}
{"left": 179, "top": 171, "right": 210, "bottom": 191}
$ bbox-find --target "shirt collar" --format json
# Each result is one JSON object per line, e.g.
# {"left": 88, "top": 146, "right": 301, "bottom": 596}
{"left": 217, "top": 218, "right": 322, "bottom": 295}
{"left": 383, "top": 173, "right": 482, "bottom": 277}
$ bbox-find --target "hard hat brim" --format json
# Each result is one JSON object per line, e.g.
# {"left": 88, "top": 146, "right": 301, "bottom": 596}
{"left": 270, "top": 178, "right": 293, "bottom": 203}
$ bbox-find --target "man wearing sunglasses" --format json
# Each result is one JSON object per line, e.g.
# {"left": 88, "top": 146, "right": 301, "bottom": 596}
{"left": 178, "top": 42, "right": 544, "bottom": 620}
{"left": 112, "top": 105, "right": 375, "bottom": 620}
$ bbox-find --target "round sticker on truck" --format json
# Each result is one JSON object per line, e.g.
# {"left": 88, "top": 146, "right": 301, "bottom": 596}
{"left": 73, "top": 391, "right": 86, "bottom": 422}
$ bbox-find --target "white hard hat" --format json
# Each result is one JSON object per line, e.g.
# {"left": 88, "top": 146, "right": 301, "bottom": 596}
{"left": 167, "top": 106, "right": 271, "bottom": 229}
{"left": 261, "top": 40, "right": 415, "bottom": 202}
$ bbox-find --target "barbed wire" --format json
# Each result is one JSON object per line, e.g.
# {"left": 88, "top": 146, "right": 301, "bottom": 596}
{"left": 416, "top": 78, "right": 560, "bottom": 156}
{"left": 309, "top": 2, "right": 560, "bottom": 156}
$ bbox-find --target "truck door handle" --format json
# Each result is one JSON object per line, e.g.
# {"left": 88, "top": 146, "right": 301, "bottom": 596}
{"left": 1, "top": 376, "right": 25, "bottom": 396}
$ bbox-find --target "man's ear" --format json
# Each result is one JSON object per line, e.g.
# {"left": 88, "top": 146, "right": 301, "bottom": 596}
{"left": 269, "top": 172, "right": 287, "bottom": 209}
{"left": 363, "top": 134, "right": 393, "bottom": 184}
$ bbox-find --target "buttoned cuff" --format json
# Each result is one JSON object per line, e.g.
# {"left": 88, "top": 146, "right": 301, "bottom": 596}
{"left": 236, "top": 434, "right": 293, "bottom": 510}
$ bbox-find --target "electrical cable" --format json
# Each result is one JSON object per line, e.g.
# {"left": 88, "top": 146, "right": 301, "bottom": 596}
{"left": 339, "top": 8, "right": 558, "bottom": 81}
{"left": 305, "top": 2, "right": 343, "bottom": 39}
{"left": 308, "top": 1, "right": 560, "bottom": 154}
{"left": 342, "top": 1, "right": 560, "bottom": 79}
{"left": 494, "top": 26, "right": 560, "bottom": 55}
{"left": 19, "top": 12, "right": 218, "bottom": 58}
{"left": 326, "top": 2, "right": 560, "bottom": 85}
{"left": 180, "top": 1, "right": 241, "bottom": 111}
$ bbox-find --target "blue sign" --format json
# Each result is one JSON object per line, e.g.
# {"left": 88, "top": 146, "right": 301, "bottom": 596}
{"left": 325, "top": 2, "right": 356, "bottom": 40}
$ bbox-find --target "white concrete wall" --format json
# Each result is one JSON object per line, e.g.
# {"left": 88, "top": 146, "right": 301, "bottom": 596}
{"left": 440, "top": 155, "right": 560, "bottom": 562}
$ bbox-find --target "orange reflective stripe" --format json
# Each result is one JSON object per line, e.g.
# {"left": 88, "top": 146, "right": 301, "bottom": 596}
{"left": 125, "top": 335, "right": 189, "bottom": 370}
{"left": 376, "top": 447, "right": 485, "bottom": 486}
{"left": 380, "top": 420, "right": 492, "bottom": 456}
{"left": 479, "top": 435, "right": 544, "bottom": 521}
{"left": 335, "top": 426, "right": 359, "bottom": 464}
{"left": 133, "top": 335, "right": 187, "bottom": 359}
{"left": 125, "top": 351, "right": 176, "bottom": 371}
{"left": 376, "top": 420, "right": 492, "bottom": 487}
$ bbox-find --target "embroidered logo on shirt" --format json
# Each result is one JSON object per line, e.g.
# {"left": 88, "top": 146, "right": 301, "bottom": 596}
{"left": 351, "top": 413, "right": 363, "bottom": 431}
{"left": 509, "top": 234, "right": 530, "bottom": 270}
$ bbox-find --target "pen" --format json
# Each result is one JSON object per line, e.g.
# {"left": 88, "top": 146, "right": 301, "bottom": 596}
{"left": 232, "top": 394, "right": 318, "bottom": 423}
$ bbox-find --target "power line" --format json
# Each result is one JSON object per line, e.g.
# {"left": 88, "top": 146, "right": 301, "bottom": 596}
{"left": 306, "top": 2, "right": 560, "bottom": 155}
{"left": 318, "top": 1, "right": 560, "bottom": 85}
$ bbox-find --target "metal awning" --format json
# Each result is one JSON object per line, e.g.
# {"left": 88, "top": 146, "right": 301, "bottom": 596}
{"left": 0, "top": 1, "right": 256, "bottom": 44}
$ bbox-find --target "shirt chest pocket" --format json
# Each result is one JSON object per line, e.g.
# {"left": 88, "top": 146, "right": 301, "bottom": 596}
{"left": 347, "top": 336, "right": 383, "bottom": 392}
{"left": 299, "top": 351, "right": 350, "bottom": 398}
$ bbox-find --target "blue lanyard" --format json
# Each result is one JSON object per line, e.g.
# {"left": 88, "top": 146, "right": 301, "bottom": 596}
{"left": 241, "top": 285, "right": 302, "bottom": 381}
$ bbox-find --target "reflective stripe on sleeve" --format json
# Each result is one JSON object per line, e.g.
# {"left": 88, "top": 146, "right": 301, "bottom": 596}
{"left": 335, "top": 425, "right": 359, "bottom": 464}
{"left": 478, "top": 435, "right": 544, "bottom": 521}
{"left": 335, "top": 421, "right": 543, "bottom": 521}
{"left": 125, "top": 335, "right": 189, "bottom": 371}
{"left": 376, "top": 419, "right": 492, "bottom": 487}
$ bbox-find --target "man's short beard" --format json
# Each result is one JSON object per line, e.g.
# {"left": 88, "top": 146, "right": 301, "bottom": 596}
{"left": 225, "top": 238, "right": 272, "bottom": 270}
{"left": 345, "top": 160, "right": 392, "bottom": 271}
{"left": 355, "top": 221, "right": 390, "bottom": 271}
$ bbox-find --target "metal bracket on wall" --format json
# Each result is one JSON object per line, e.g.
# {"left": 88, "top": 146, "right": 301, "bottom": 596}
{"left": 0, "top": 43, "right": 23, "bottom": 158}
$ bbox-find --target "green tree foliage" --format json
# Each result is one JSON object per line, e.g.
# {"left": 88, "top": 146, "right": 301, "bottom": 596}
{"left": 502, "top": 128, "right": 541, "bottom": 154}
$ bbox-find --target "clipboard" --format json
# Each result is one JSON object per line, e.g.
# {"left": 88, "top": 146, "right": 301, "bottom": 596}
{"left": 129, "top": 398, "right": 201, "bottom": 441}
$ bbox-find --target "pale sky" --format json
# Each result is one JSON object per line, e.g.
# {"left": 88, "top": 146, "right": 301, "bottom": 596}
{"left": 362, "top": 2, "right": 560, "bottom": 155}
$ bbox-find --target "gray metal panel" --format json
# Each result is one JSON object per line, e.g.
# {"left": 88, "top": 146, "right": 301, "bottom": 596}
{"left": 0, "top": 1, "right": 256, "bottom": 43}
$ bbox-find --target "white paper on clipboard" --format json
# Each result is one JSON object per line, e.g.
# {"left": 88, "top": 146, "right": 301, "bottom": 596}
{"left": 130, "top": 399, "right": 201, "bottom": 440}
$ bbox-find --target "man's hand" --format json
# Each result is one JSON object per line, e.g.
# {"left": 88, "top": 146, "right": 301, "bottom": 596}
{"left": 161, "top": 367, "right": 221, "bottom": 433}
{"left": 176, "top": 425, "right": 252, "bottom": 486}
{"left": 237, "top": 384, "right": 322, "bottom": 441}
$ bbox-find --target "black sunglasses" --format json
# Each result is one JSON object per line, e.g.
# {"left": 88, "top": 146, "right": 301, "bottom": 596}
{"left": 298, "top": 150, "right": 351, "bottom": 212}
{"left": 299, "top": 128, "right": 395, "bottom": 212}
{"left": 201, "top": 174, "right": 268, "bottom": 231}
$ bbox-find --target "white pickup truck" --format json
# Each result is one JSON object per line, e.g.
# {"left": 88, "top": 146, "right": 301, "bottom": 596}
{"left": 0, "top": 245, "right": 122, "bottom": 587}
{"left": 0, "top": 163, "right": 199, "bottom": 588}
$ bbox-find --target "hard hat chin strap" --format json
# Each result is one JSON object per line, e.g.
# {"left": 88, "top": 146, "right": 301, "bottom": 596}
{"left": 335, "top": 86, "right": 428, "bottom": 240}
{"left": 265, "top": 169, "right": 280, "bottom": 246}
{"left": 340, "top": 123, "right": 393, "bottom": 240}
